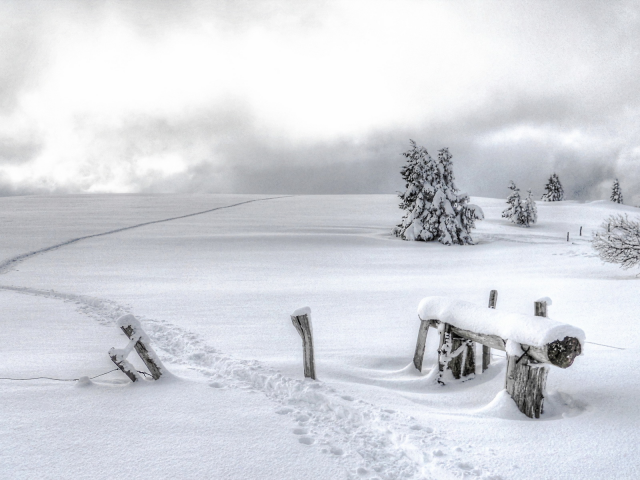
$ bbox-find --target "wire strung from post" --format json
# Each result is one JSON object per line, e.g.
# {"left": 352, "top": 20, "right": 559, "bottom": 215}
{"left": 0, "top": 368, "right": 153, "bottom": 382}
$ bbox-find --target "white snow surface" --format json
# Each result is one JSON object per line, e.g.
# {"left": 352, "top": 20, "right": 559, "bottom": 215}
{"left": 1, "top": 194, "right": 639, "bottom": 480}
{"left": 417, "top": 296, "right": 585, "bottom": 347}
{"left": 292, "top": 306, "right": 312, "bottom": 317}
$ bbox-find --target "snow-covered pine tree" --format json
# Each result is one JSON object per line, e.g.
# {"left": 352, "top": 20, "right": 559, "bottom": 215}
{"left": 541, "top": 173, "right": 564, "bottom": 201}
{"left": 610, "top": 179, "right": 623, "bottom": 204}
{"left": 522, "top": 189, "right": 538, "bottom": 227}
{"left": 502, "top": 181, "right": 522, "bottom": 223}
{"left": 394, "top": 142, "right": 484, "bottom": 245}
{"left": 502, "top": 182, "right": 537, "bottom": 227}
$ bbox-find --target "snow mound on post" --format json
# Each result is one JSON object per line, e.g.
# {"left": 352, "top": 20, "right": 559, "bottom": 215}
{"left": 417, "top": 297, "right": 585, "bottom": 347}
{"left": 117, "top": 314, "right": 151, "bottom": 344}
{"left": 291, "top": 306, "right": 311, "bottom": 318}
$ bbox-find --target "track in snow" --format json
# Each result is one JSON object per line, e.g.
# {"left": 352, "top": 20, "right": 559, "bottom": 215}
{"left": 0, "top": 196, "right": 501, "bottom": 480}
{"left": 0, "top": 195, "right": 291, "bottom": 275}
{"left": 0, "top": 284, "right": 500, "bottom": 480}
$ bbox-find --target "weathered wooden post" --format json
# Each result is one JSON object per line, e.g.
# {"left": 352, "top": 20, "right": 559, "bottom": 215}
{"left": 413, "top": 318, "right": 432, "bottom": 372}
{"left": 567, "top": 232, "right": 569, "bottom": 242}
{"left": 290, "top": 307, "right": 316, "bottom": 380}
{"left": 109, "top": 314, "right": 166, "bottom": 382}
{"left": 580, "top": 226, "right": 583, "bottom": 236}
{"left": 483, "top": 290, "right": 498, "bottom": 371}
{"left": 504, "top": 300, "right": 550, "bottom": 418}
{"left": 435, "top": 323, "right": 475, "bottom": 383}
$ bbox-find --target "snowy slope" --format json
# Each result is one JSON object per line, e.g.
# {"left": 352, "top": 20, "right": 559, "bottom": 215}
{"left": 1, "top": 194, "right": 639, "bottom": 479}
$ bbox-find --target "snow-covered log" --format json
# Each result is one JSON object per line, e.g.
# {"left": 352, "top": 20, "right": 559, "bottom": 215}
{"left": 417, "top": 296, "right": 584, "bottom": 369}
{"left": 109, "top": 314, "right": 166, "bottom": 382}
{"left": 415, "top": 296, "right": 583, "bottom": 418}
{"left": 290, "top": 307, "right": 316, "bottom": 380}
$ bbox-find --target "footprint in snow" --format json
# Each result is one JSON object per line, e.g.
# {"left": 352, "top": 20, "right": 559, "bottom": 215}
{"left": 456, "top": 461, "right": 474, "bottom": 471}
{"left": 298, "top": 436, "right": 315, "bottom": 445}
{"left": 330, "top": 447, "right": 343, "bottom": 456}
{"left": 275, "top": 407, "right": 294, "bottom": 415}
{"left": 341, "top": 395, "right": 354, "bottom": 401}
{"left": 292, "top": 428, "right": 308, "bottom": 435}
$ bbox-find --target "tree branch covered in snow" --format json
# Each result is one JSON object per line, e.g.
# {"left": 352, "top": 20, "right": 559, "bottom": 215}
{"left": 592, "top": 214, "right": 640, "bottom": 269}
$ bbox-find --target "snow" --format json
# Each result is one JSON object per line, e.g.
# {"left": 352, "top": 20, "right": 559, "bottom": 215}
{"left": 417, "top": 296, "right": 585, "bottom": 347}
{"left": 292, "top": 306, "right": 312, "bottom": 317}
{"left": 536, "top": 296, "right": 553, "bottom": 305}
{"left": 1, "top": 193, "right": 639, "bottom": 479}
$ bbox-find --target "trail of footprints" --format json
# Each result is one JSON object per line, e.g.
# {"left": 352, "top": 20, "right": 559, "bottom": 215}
{"left": 1, "top": 285, "right": 502, "bottom": 480}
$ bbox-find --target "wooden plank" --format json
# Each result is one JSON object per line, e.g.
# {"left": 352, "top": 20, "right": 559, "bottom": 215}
{"left": 449, "top": 325, "right": 505, "bottom": 351}
{"left": 413, "top": 319, "right": 431, "bottom": 372}
{"left": 109, "top": 348, "right": 140, "bottom": 383}
{"left": 121, "top": 325, "right": 163, "bottom": 380}
{"left": 291, "top": 313, "right": 316, "bottom": 380}
{"left": 449, "top": 334, "right": 475, "bottom": 379}
{"left": 483, "top": 290, "right": 498, "bottom": 372}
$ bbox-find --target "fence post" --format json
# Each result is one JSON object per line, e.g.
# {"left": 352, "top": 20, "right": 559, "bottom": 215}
{"left": 413, "top": 319, "right": 431, "bottom": 372}
{"left": 504, "top": 300, "right": 550, "bottom": 418}
{"left": 109, "top": 314, "right": 165, "bottom": 382}
{"left": 290, "top": 308, "right": 316, "bottom": 380}
{"left": 483, "top": 290, "right": 498, "bottom": 372}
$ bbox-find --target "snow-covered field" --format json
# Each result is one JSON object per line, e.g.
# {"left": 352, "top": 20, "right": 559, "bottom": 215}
{"left": 1, "top": 194, "right": 638, "bottom": 479}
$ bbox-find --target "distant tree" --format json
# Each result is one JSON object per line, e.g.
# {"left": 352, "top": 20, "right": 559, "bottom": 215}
{"left": 610, "top": 179, "right": 623, "bottom": 204}
{"left": 502, "top": 181, "right": 523, "bottom": 224}
{"left": 502, "top": 182, "right": 537, "bottom": 227}
{"left": 541, "top": 173, "right": 564, "bottom": 202}
{"left": 394, "top": 141, "right": 484, "bottom": 245}
{"left": 592, "top": 214, "right": 640, "bottom": 269}
{"left": 522, "top": 189, "right": 538, "bottom": 227}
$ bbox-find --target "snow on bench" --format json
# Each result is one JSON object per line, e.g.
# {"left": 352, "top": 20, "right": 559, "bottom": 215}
{"left": 412, "top": 294, "right": 585, "bottom": 419}
{"left": 418, "top": 296, "right": 585, "bottom": 356}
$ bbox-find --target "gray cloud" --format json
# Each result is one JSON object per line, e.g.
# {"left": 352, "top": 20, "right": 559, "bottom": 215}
{"left": 0, "top": 0, "right": 639, "bottom": 202}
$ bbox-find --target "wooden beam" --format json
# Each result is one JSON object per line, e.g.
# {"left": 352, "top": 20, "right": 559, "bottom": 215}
{"left": 291, "top": 312, "right": 316, "bottom": 380}
{"left": 432, "top": 322, "right": 581, "bottom": 369}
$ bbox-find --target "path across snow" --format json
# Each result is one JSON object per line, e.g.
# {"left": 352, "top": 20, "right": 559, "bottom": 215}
{"left": 0, "top": 196, "right": 501, "bottom": 480}
{"left": 2, "top": 194, "right": 639, "bottom": 480}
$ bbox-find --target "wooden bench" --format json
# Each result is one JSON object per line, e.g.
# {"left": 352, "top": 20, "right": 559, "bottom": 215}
{"left": 413, "top": 293, "right": 584, "bottom": 418}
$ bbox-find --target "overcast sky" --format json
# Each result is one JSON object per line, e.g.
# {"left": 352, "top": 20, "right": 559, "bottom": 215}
{"left": 1, "top": 0, "right": 639, "bottom": 201}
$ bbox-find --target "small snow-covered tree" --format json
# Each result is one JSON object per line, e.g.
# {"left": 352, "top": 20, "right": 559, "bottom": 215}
{"left": 502, "top": 181, "right": 523, "bottom": 224}
{"left": 592, "top": 214, "right": 640, "bottom": 269}
{"left": 522, "top": 189, "right": 538, "bottom": 226}
{"left": 610, "top": 179, "right": 623, "bottom": 204}
{"left": 502, "top": 182, "right": 537, "bottom": 227}
{"left": 541, "top": 173, "right": 564, "bottom": 202}
{"left": 394, "top": 142, "right": 484, "bottom": 245}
